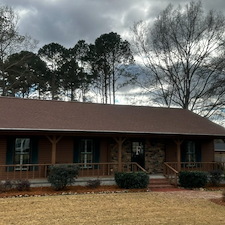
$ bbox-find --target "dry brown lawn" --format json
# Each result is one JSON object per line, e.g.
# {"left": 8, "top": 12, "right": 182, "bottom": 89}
{"left": 0, "top": 192, "right": 224, "bottom": 225}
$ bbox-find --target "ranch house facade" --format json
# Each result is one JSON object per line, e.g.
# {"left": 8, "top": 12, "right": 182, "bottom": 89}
{"left": 0, "top": 97, "right": 225, "bottom": 183}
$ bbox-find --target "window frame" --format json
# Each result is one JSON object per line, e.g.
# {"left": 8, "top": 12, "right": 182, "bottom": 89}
{"left": 79, "top": 139, "right": 94, "bottom": 168}
{"left": 14, "top": 138, "right": 31, "bottom": 163}
{"left": 131, "top": 140, "right": 145, "bottom": 168}
{"left": 131, "top": 141, "right": 144, "bottom": 156}
{"left": 6, "top": 136, "right": 39, "bottom": 172}
{"left": 181, "top": 140, "right": 201, "bottom": 168}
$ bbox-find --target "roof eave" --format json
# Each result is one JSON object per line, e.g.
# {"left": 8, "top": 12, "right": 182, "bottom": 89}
{"left": 0, "top": 128, "right": 225, "bottom": 137}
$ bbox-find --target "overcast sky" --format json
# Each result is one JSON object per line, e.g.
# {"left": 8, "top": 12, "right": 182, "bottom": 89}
{"left": 1, "top": 0, "right": 225, "bottom": 49}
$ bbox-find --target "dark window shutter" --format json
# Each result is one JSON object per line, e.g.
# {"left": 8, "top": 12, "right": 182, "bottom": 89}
{"left": 29, "top": 138, "right": 39, "bottom": 171}
{"left": 6, "top": 138, "right": 15, "bottom": 171}
{"left": 94, "top": 139, "right": 100, "bottom": 163}
{"left": 93, "top": 139, "right": 100, "bottom": 169}
{"left": 196, "top": 142, "right": 201, "bottom": 162}
{"left": 181, "top": 142, "right": 186, "bottom": 163}
{"left": 6, "top": 138, "right": 14, "bottom": 165}
{"left": 31, "top": 138, "right": 39, "bottom": 164}
{"left": 73, "top": 139, "right": 80, "bottom": 163}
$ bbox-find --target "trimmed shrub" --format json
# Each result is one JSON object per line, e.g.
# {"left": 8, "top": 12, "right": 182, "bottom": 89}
{"left": 86, "top": 179, "right": 101, "bottom": 189}
{"left": 15, "top": 180, "right": 30, "bottom": 191}
{"left": 4, "top": 180, "right": 14, "bottom": 190}
{"left": 115, "top": 172, "right": 149, "bottom": 189}
{"left": 0, "top": 180, "right": 14, "bottom": 193}
{"left": 47, "top": 165, "right": 79, "bottom": 190}
{"left": 179, "top": 171, "right": 208, "bottom": 188}
{"left": 209, "top": 170, "right": 224, "bottom": 186}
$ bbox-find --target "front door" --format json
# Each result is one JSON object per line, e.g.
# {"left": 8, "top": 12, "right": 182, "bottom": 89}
{"left": 131, "top": 141, "right": 145, "bottom": 168}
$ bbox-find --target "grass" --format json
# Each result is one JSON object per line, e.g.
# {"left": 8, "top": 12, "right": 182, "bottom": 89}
{"left": 0, "top": 192, "right": 224, "bottom": 225}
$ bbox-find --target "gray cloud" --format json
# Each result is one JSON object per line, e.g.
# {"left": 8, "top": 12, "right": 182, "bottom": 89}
{"left": 0, "top": 0, "right": 224, "bottom": 49}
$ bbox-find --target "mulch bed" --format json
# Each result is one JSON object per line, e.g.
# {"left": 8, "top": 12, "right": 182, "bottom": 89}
{"left": 1, "top": 185, "right": 225, "bottom": 207}
{"left": 0, "top": 185, "right": 148, "bottom": 198}
{"left": 0, "top": 184, "right": 191, "bottom": 198}
{"left": 150, "top": 187, "right": 187, "bottom": 192}
{"left": 210, "top": 198, "right": 225, "bottom": 206}
{"left": 205, "top": 185, "right": 225, "bottom": 207}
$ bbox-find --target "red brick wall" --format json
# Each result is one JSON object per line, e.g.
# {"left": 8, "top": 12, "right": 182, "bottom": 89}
{"left": 201, "top": 139, "right": 214, "bottom": 162}
{"left": 0, "top": 136, "right": 216, "bottom": 165}
{"left": 39, "top": 136, "right": 109, "bottom": 164}
{"left": 38, "top": 137, "right": 52, "bottom": 164}
{"left": 165, "top": 139, "right": 215, "bottom": 162}
{"left": 38, "top": 137, "right": 74, "bottom": 164}
{"left": 100, "top": 139, "right": 108, "bottom": 162}
{"left": 0, "top": 137, "right": 6, "bottom": 164}
{"left": 165, "top": 141, "right": 177, "bottom": 162}
{"left": 56, "top": 137, "right": 74, "bottom": 163}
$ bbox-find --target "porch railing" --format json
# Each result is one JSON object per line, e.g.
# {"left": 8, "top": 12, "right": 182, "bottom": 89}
{"left": 164, "top": 162, "right": 178, "bottom": 186}
{"left": 0, "top": 162, "right": 147, "bottom": 180}
{"left": 165, "top": 162, "right": 225, "bottom": 172}
{"left": 164, "top": 162, "right": 225, "bottom": 186}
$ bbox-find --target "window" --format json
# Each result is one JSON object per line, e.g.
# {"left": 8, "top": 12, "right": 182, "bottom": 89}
{"left": 14, "top": 138, "right": 30, "bottom": 170}
{"left": 74, "top": 138, "right": 99, "bottom": 167}
{"left": 181, "top": 141, "right": 201, "bottom": 168}
{"left": 80, "top": 139, "right": 93, "bottom": 168}
{"left": 185, "top": 141, "right": 196, "bottom": 164}
{"left": 131, "top": 141, "right": 145, "bottom": 168}
{"left": 6, "top": 137, "right": 38, "bottom": 171}
{"left": 132, "top": 141, "right": 144, "bottom": 156}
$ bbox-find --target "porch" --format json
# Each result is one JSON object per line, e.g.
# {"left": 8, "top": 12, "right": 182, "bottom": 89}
{"left": 0, "top": 162, "right": 147, "bottom": 181}
{"left": 1, "top": 161, "right": 224, "bottom": 185}
{"left": 164, "top": 162, "right": 225, "bottom": 186}
{"left": 0, "top": 134, "right": 223, "bottom": 186}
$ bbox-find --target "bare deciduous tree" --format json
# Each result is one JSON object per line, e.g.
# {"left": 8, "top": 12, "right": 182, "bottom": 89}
{"left": 132, "top": 1, "right": 225, "bottom": 120}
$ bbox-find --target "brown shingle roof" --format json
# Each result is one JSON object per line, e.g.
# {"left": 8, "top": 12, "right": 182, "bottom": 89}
{"left": 0, "top": 97, "right": 225, "bottom": 136}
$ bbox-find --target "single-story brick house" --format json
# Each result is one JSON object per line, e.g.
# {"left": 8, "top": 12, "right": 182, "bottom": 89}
{"left": 0, "top": 97, "right": 225, "bottom": 182}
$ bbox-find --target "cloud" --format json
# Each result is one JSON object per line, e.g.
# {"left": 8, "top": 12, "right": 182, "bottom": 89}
{"left": 0, "top": 0, "right": 173, "bottom": 47}
{"left": 0, "top": 0, "right": 224, "bottom": 49}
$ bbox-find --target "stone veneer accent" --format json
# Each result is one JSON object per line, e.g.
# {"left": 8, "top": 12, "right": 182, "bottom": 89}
{"left": 110, "top": 140, "right": 131, "bottom": 163}
{"left": 145, "top": 140, "right": 165, "bottom": 174}
{"left": 110, "top": 139, "right": 165, "bottom": 174}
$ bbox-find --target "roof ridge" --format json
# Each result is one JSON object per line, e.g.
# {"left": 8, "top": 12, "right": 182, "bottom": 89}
{"left": 0, "top": 96, "right": 185, "bottom": 110}
{"left": 0, "top": 96, "right": 224, "bottom": 135}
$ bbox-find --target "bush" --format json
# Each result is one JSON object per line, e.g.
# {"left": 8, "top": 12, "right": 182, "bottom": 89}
{"left": 4, "top": 180, "right": 14, "bottom": 190}
{"left": 115, "top": 172, "right": 149, "bottom": 189}
{"left": 179, "top": 171, "right": 208, "bottom": 188}
{"left": 0, "top": 180, "right": 14, "bottom": 193}
{"left": 179, "top": 171, "right": 207, "bottom": 188}
{"left": 15, "top": 180, "right": 30, "bottom": 191}
{"left": 0, "top": 180, "right": 30, "bottom": 192}
{"left": 86, "top": 179, "right": 101, "bottom": 189}
{"left": 209, "top": 170, "right": 224, "bottom": 186}
{"left": 47, "top": 165, "right": 79, "bottom": 190}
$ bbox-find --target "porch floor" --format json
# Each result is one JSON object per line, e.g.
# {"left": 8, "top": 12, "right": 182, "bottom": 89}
{"left": 29, "top": 174, "right": 165, "bottom": 187}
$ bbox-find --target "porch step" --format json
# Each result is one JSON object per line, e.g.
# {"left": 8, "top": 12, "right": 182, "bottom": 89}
{"left": 149, "top": 178, "right": 175, "bottom": 190}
